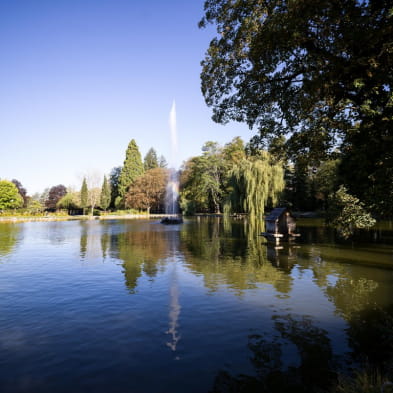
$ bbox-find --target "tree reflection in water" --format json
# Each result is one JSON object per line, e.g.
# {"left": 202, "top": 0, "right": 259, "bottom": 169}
{"left": 180, "top": 216, "right": 295, "bottom": 296}
{"left": 74, "top": 218, "right": 393, "bottom": 391}
{"left": 114, "top": 226, "right": 171, "bottom": 293}
{"left": 210, "top": 314, "right": 337, "bottom": 393}
{"left": 0, "top": 223, "right": 21, "bottom": 259}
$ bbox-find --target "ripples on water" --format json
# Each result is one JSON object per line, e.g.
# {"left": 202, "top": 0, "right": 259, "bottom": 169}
{"left": 0, "top": 218, "right": 392, "bottom": 393}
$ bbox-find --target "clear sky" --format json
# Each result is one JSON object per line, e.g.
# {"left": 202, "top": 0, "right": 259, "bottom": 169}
{"left": 0, "top": 0, "right": 255, "bottom": 195}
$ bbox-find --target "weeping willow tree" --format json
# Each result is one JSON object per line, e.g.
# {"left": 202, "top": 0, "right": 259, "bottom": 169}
{"left": 225, "top": 151, "right": 285, "bottom": 217}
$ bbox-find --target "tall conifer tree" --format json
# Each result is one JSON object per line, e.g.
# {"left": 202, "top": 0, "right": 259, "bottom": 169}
{"left": 80, "top": 178, "right": 88, "bottom": 215}
{"left": 100, "top": 176, "right": 111, "bottom": 211}
{"left": 117, "top": 139, "right": 144, "bottom": 206}
{"left": 144, "top": 148, "right": 159, "bottom": 170}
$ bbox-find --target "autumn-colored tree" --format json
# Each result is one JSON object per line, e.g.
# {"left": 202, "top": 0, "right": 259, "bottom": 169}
{"left": 125, "top": 168, "right": 168, "bottom": 214}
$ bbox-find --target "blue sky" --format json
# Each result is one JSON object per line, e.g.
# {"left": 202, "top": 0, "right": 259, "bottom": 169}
{"left": 0, "top": 0, "right": 254, "bottom": 194}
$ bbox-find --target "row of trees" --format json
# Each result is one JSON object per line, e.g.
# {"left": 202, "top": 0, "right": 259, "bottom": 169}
{"left": 0, "top": 142, "right": 169, "bottom": 215}
{"left": 0, "top": 134, "right": 379, "bottom": 225}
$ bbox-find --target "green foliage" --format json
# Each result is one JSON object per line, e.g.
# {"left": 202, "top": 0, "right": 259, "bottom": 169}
{"left": 100, "top": 176, "right": 111, "bottom": 211}
{"left": 226, "top": 151, "right": 285, "bottom": 217}
{"left": 334, "top": 369, "right": 393, "bottom": 393}
{"left": 118, "top": 139, "right": 144, "bottom": 206}
{"left": 26, "top": 199, "right": 44, "bottom": 215}
{"left": 179, "top": 198, "right": 197, "bottom": 216}
{"left": 57, "top": 192, "right": 80, "bottom": 210}
{"left": 327, "top": 186, "right": 376, "bottom": 239}
{"left": 143, "top": 148, "right": 159, "bottom": 170}
{"left": 180, "top": 141, "right": 227, "bottom": 213}
{"left": 222, "top": 136, "right": 246, "bottom": 164}
{"left": 109, "top": 166, "right": 122, "bottom": 208}
{"left": 80, "top": 178, "right": 88, "bottom": 213}
{"left": 0, "top": 180, "right": 24, "bottom": 210}
{"left": 200, "top": 0, "right": 393, "bottom": 214}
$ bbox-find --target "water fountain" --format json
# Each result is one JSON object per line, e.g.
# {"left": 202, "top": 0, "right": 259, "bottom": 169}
{"left": 161, "top": 101, "right": 183, "bottom": 224}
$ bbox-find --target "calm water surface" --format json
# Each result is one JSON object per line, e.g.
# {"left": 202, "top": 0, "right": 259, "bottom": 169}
{"left": 0, "top": 218, "right": 392, "bottom": 393}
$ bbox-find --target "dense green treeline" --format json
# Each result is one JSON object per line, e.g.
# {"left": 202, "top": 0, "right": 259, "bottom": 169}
{"left": 0, "top": 133, "right": 377, "bottom": 240}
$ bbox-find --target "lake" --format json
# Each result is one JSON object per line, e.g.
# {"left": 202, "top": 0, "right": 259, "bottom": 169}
{"left": 0, "top": 217, "right": 392, "bottom": 393}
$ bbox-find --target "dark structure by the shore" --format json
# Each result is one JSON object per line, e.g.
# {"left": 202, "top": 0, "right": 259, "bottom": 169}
{"left": 160, "top": 216, "right": 183, "bottom": 225}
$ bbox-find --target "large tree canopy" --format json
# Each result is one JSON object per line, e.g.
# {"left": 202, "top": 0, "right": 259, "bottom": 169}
{"left": 200, "top": 0, "right": 393, "bottom": 214}
{"left": 0, "top": 180, "right": 24, "bottom": 210}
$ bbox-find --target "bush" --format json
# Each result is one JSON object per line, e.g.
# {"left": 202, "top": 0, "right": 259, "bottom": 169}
{"left": 327, "top": 186, "right": 376, "bottom": 239}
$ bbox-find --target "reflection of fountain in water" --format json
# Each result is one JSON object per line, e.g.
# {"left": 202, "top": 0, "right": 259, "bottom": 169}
{"left": 165, "top": 230, "right": 181, "bottom": 358}
{"left": 166, "top": 265, "right": 181, "bottom": 356}
{"left": 162, "top": 101, "right": 182, "bottom": 224}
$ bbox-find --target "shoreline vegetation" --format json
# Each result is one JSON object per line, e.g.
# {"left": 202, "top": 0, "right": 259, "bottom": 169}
{"left": 0, "top": 211, "right": 320, "bottom": 223}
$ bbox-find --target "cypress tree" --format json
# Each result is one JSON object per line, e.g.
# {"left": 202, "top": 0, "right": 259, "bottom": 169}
{"left": 80, "top": 177, "right": 88, "bottom": 215}
{"left": 117, "top": 139, "right": 144, "bottom": 206}
{"left": 100, "top": 176, "right": 111, "bottom": 211}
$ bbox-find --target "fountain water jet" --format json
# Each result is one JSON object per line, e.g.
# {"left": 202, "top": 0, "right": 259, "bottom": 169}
{"left": 161, "top": 101, "right": 183, "bottom": 224}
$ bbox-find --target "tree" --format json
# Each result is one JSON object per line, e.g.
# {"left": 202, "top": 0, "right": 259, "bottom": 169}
{"left": 45, "top": 185, "right": 67, "bottom": 210}
{"left": 85, "top": 172, "right": 102, "bottom": 215}
{"left": 11, "top": 179, "right": 28, "bottom": 207}
{"left": 313, "top": 159, "right": 340, "bottom": 210}
{"left": 109, "top": 166, "right": 122, "bottom": 208}
{"left": 200, "top": 0, "right": 393, "bottom": 214}
{"left": 223, "top": 136, "right": 246, "bottom": 164}
{"left": 100, "top": 176, "right": 111, "bottom": 211}
{"left": 57, "top": 191, "right": 80, "bottom": 213}
{"left": 180, "top": 142, "right": 227, "bottom": 214}
{"left": 124, "top": 168, "right": 168, "bottom": 213}
{"left": 80, "top": 178, "right": 88, "bottom": 215}
{"left": 226, "top": 151, "right": 285, "bottom": 217}
{"left": 38, "top": 188, "right": 49, "bottom": 207}
{"left": 88, "top": 188, "right": 101, "bottom": 215}
{"left": 327, "top": 186, "right": 376, "bottom": 239}
{"left": 117, "top": 139, "right": 144, "bottom": 207}
{"left": 144, "top": 148, "right": 159, "bottom": 170}
{"left": 158, "top": 155, "right": 168, "bottom": 168}
{"left": 26, "top": 199, "right": 44, "bottom": 215}
{"left": 0, "top": 180, "right": 24, "bottom": 210}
